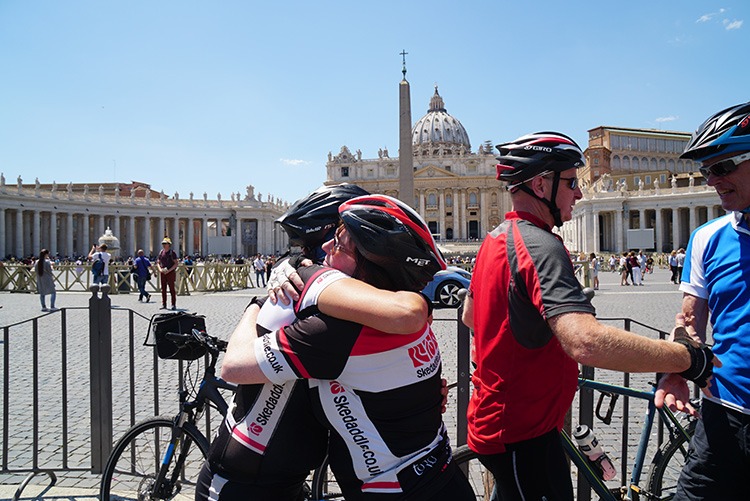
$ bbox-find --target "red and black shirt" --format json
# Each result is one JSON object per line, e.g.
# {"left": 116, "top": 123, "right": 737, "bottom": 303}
{"left": 467, "top": 211, "right": 595, "bottom": 454}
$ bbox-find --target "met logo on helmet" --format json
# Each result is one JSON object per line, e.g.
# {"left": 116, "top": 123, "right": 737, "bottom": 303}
{"left": 524, "top": 145, "right": 553, "bottom": 153}
{"left": 406, "top": 256, "right": 432, "bottom": 267}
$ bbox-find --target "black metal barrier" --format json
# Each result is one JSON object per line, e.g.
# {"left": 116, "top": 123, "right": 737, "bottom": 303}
{"left": 1, "top": 292, "right": 677, "bottom": 500}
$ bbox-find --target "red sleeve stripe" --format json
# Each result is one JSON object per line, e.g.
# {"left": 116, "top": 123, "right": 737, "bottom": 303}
{"left": 294, "top": 267, "right": 335, "bottom": 315}
{"left": 277, "top": 326, "right": 312, "bottom": 379}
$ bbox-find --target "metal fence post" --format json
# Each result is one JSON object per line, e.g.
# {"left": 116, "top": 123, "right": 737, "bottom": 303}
{"left": 89, "top": 284, "right": 113, "bottom": 473}
{"left": 577, "top": 364, "right": 596, "bottom": 501}
{"left": 456, "top": 290, "right": 470, "bottom": 447}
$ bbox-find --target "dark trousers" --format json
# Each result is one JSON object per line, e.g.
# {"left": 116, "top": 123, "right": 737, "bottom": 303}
{"left": 136, "top": 275, "right": 149, "bottom": 300}
{"left": 478, "top": 428, "right": 573, "bottom": 501}
{"left": 161, "top": 271, "right": 176, "bottom": 306}
{"left": 670, "top": 265, "right": 679, "bottom": 283}
{"left": 674, "top": 399, "right": 750, "bottom": 500}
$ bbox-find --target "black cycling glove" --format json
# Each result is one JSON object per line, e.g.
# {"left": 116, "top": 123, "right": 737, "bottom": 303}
{"left": 674, "top": 338, "right": 714, "bottom": 388}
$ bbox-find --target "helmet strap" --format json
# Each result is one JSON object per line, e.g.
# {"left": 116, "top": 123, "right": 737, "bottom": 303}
{"left": 517, "top": 173, "right": 564, "bottom": 228}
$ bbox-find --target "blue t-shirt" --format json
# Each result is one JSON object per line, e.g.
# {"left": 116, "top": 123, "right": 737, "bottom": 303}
{"left": 681, "top": 212, "right": 750, "bottom": 414}
{"left": 134, "top": 256, "right": 151, "bottom": 278}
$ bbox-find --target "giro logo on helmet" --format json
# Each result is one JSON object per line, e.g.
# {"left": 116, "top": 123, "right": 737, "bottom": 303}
{"left": 406, "top": 256, "right": 433, "bottom": 267}
{"left": 524, "top": 145, "right": 553, "bottom": 152}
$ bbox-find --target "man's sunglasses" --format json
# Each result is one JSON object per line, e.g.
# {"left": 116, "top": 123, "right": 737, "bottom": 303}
{"left": 699, "top": 152, "right": 750, "bottom": 178}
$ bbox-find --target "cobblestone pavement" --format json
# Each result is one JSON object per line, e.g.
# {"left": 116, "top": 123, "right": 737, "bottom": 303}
{"left": 0, "top": 267, "right": 687, "bottom": 499}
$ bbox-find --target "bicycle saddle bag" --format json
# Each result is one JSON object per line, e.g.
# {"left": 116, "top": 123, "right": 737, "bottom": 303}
{"left": 146, "top": 312, "right": 208, "bottom": 360}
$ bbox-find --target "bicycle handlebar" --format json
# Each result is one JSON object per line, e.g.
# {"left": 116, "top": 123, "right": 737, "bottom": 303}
{"left": 164, "top": 329, "right": 228, "bottom": 354}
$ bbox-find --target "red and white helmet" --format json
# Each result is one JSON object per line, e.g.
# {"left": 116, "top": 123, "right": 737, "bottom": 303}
{"left": 339, "top": 194, "right": 446, "bottom": 291}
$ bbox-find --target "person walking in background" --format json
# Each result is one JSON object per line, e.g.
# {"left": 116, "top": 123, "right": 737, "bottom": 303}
{"left": 264, "top": 254, "right": 275, "bottom": 283}
{"left": 589, "top": 252, "right": 600, "bottom": 290}
{"left": 35, "top": 249, "right": 56, "bottom": 311}
{"left": 156, "top": 237, "right": 178, "bottom": 310}
{"left": 620, "top": 252, "right": 630, "bottom": 286}
{"left": 669, "top": 250, "right": 679, "bottom": 283}
{"left": 253, "top": 253, "right": 266, "bottom": 287}
{"left": 133, "top": 249, "right": 152, "bottom": 303}
{"left": 88, "top": 243, "right": 111, "bottom": 286}
{"left": 631, "top": 251, "right": 643, "bottom": 286}
{"left": 676, "top": 247, "right": 686, "bottom": 284}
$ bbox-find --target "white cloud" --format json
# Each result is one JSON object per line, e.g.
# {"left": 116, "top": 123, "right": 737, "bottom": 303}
{"left": 655, "top": 116, "right": 679, "bottom": 123}
{"left": 280, "top": 158, "right": 310, "bottom": 166}
{"left": 724, "top": 19, "right": 743, "bottom": 30}
{"left": 697, "top": 8, "right": 726, "bottom": 23}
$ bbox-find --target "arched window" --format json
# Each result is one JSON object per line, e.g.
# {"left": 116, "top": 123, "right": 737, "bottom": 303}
{"left": 623, "top": 156, "right": 631, "bottom": 170}
{"left": 667, "top": 159, "right": 675, "bottom": 171}
{"left": 612, "top": 155, "right": 621, "bottom": 169}
{"left": 469, "top": 192, "right": 478, "bottom": 206}
{"left": 632, "top": 157, "right": 640, "bottom": 171}
{"left": 427, "top": 193, "right": 437, "bottom": 207}
{"left": 491, "top": 192, "right": 498, "bottom": 206}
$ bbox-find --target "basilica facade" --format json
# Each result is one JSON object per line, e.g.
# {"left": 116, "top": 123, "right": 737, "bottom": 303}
{"left": 325, "top": 87, "right": 512, "bottom": 242}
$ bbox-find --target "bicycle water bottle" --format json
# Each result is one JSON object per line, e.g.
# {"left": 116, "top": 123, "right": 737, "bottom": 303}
{"left": 573, "top": 424, "right": 617, "bottom": 481}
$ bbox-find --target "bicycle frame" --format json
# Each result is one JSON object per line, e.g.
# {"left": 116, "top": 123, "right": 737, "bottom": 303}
{"left": 562, "top": 377, "right": 692, "bottom": 501}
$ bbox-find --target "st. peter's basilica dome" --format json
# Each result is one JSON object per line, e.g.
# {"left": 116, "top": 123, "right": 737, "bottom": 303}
{"left": 411, "top": 86, "right": 471, "bottom": 154}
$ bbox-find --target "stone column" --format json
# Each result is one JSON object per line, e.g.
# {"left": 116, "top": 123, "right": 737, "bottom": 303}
{"left": 480, "top": 189, "right": 489, "bottom": 237}
{"left": 639, "top": 209, "right": 646, "bottom": 229}
{"left": 127, "top": 216, "right": 135, "bottom": 255}
{"left": 438, "top": 190, "right": 446, "bottom": 240}
{"left": 33, "top": 210, "right": 41, "bottom": 256}
{"left": 66, "top": 213, "right": 74, "bottom": 257}
{"left": 158, "top": 217, "right": 165, "bottom": 243}
{"left": 614, "top": 207, "right": 623, "bottom": 253}
{"left": 50, "top": 211, "right": 58, "bottom": 256}
{"left": 0, "top": 208, "right": 5, "bottom": 258}
{"left": 97, "top": 214, "right": 105, "bottom": 239}
{"left": 419, "top": 190, "right": 426, "bottom": 219}
{"left": 83, "top": 214, "right": 90, "bottom": 250}
{"left": 202, "top": 218, "right": 209, "bottom": 256}
{"left": 236, "top": 217, "right": 243, "bottom": 256}
{"left": 689, "top": 206, "right": 697, "bottom": 234}
{"left": 592, "top": 209, "right": 600, "bottom": 254}
{"left": 452, "top": 188, "right": 459, "bottom": 239}
{"left": 672, "top": 208, "right": 680, "bottom": 251}
{"left": 15, "top": 209, "right": 24, "bottom": 258}
{"left": 172, "top": 217, "right": 180, "bottom": 256}
{"left": 144, "top": 216, "right": 152, "bottom": 255}
{"left": 187, "top": 218, "right": 195, "bottom": 255}
{"left": 708, "top": 205, "right": 717, "bottom": 221}
{"left": 459, "top": 191, "right": 466, "bottom": 239}
{"left": 114, "top": 215, "right": 121, "bottom": 249}
{"left": 655, "top": 209, "right": 664, "bottom": 254}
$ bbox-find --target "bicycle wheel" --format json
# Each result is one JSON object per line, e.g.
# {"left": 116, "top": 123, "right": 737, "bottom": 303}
{"left": 452, "top": 445, "right": 490, "bottom": 500}
{"left": 644, "top": 420, "right": 696, "bottom": 501}
{"left": 100, "top": 417, "right": 210, "bottom": 501}
{"left": 310, "top": 454, "right": 345, "bottom": 500}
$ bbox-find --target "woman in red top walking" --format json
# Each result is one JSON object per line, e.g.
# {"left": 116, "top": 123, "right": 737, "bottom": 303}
{"left": 157, "top": 237, "right": 178, "bottom": 310}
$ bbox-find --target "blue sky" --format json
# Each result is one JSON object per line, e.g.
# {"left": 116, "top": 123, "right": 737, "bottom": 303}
{"left": 1, "top": 1, "right": 747, "bottom": 204}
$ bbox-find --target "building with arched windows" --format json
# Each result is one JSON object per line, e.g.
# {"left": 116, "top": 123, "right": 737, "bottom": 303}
{"left": 561, "top": 126, "right": 724, "bottom": 254}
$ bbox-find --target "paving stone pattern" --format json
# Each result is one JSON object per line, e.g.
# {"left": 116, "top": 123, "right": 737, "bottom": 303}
{"left": 0, "top": 267, "right": 688, "bottom": 499}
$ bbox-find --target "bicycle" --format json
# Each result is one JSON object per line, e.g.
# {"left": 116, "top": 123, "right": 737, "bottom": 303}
{"left": 450, "top": 375, "right": 696, "bottom": 501}
{"left": 99, "top": 319, "right": 236, "bottom": 500}
{"left": 99, "top": 314, "right": 338, "bottom": 501}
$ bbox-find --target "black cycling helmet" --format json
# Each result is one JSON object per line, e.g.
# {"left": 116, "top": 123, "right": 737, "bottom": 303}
{"left": 680, "top": 102, "right": 750, "bottom": 162}
{"left": 339, "top": 194, "right": 447, "bottom": 292}
{"left": 276, "top": 183, "right": 369, "bottom": 249}
{"left": 495, "top": 131, "right": 585, "bottom": 227}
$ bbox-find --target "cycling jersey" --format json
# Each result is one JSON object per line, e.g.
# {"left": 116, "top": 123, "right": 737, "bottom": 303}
{"left": 254, "top": 264, "right": 459, "bottom": 500}
{"left": 200, "top": 267, "right": 347, "bottom": 499}
{"left": 681, "top": 212, "right": 750, "bottom": 414}
{"left": 467, "top": 211, "right": 596, "bottom": 455}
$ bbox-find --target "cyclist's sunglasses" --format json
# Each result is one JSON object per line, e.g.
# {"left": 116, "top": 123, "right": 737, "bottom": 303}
{"left": 699, "top": 152, "right": 750, "bottom": 178}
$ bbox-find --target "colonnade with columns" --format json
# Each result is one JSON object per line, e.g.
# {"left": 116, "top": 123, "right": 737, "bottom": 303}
{"left": 0, "top": 188, "right": 286, "bottom": 259}
{"left": 562, "top": 187, "right": 725, "bottom": 255}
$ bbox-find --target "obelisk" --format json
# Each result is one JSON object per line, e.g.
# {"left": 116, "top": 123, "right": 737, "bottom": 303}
{"left": 398, "top": 50, "right": 415, "bottom": 207}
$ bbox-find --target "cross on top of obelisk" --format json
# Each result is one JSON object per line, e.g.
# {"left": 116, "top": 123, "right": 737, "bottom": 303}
{"left": 400, "top": 49, "right": 408, "bottom": 78}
